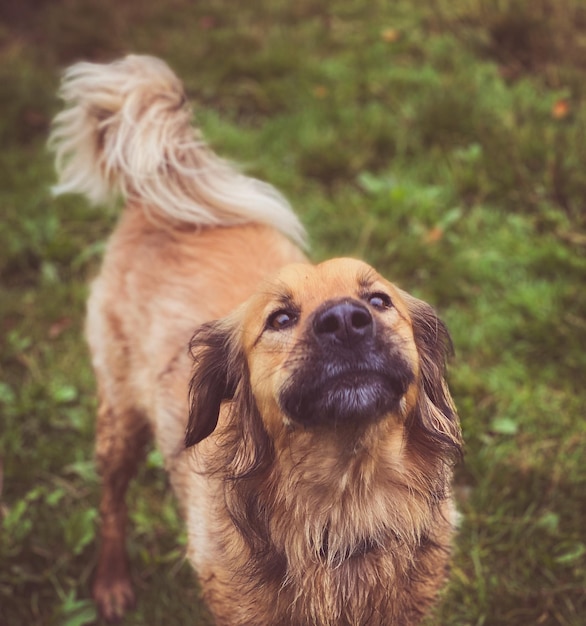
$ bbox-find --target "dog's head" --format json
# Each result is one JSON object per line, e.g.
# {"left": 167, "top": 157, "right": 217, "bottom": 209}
{"left": 186, "top": 258, "right": 461, "bottom": 472}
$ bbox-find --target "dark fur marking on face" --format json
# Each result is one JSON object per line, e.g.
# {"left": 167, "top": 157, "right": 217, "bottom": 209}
{"left": 279, "top": 297, "right": 415, "bottom": 428}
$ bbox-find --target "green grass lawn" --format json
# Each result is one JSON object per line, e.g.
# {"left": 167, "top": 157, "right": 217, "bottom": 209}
{"left": 1, "top": 0, "right": 585, "bottom": 624}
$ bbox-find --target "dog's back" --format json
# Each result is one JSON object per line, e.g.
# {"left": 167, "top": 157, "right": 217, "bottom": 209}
{"left": 50, "top": 54, "right": 305, "bottom": 461}
{"left": 49, "top": 55, "right": 306, "bottom": 620}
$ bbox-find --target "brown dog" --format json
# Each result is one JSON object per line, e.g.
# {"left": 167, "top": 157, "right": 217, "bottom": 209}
{"left": 50, "top": 55, "right": 462, "bottom": 626}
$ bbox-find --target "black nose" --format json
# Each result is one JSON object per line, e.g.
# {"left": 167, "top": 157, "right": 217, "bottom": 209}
{"left": 313, "top": 300, "right": 374, "bottom": 346}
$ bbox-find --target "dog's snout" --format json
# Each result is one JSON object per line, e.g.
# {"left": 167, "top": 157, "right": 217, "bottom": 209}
{"left": 313, "top": 301, "right": 373, "bottom": 346}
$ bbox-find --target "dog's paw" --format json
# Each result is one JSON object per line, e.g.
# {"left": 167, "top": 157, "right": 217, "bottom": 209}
{"left": 93, "top": 576, "right": 136, "bottom": 623}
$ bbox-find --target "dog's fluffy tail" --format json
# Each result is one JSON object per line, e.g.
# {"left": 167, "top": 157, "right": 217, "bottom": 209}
{"left": 49, "top": 55, "right": 305, "bottom": 244}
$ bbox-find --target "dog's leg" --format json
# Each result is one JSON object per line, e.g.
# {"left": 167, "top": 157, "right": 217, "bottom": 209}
{"left": 92, "top": 396, "right": 151, "bottom": 622}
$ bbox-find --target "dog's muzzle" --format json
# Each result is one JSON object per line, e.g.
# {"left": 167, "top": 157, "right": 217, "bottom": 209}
{"left": 279, "top": 298, "right": 415, "bottom": 427}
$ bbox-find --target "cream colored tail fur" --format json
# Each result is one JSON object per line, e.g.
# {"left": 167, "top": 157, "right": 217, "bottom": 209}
{"left": 49, "top": 55, "right": 305, "bottom": 244}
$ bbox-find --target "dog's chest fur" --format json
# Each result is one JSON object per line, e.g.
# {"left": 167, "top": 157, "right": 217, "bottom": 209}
{"left": 183, "top": 423, "right": 454, "bottom": 626}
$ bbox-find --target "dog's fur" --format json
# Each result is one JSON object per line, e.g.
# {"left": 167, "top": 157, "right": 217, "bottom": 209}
{"left": 50, "top": 55, "right": 462, "bottom": 626}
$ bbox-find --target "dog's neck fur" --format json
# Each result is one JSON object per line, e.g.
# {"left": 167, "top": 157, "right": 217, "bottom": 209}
{"left": 271, "top": 419, "right": 447, "bottom": 559}
{"left": 214, "top": 413, "right": 453, "bottom": 625}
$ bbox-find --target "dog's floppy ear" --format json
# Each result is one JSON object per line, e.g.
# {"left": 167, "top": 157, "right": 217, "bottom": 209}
{"left": 186, "top": 318, "right": 242, "bottom": 447}
{"left": 186, "top": 313, "right": 274, "bottom": 485}
{"left": 400, "top": 291, "right": 463, "bottom": 459}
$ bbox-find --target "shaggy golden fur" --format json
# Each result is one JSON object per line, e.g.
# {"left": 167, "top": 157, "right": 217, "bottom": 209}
{"left": 49, "top": 55, "right": 462, "bottom": 626}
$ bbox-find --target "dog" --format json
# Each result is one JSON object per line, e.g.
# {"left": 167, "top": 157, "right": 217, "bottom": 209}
{"left": 49, "top": 55, "right": 462, "bottom": 626}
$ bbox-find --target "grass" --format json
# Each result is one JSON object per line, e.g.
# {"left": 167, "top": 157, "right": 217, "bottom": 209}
{"left": 1, "top": 0, "right": 585, "bottom": 624}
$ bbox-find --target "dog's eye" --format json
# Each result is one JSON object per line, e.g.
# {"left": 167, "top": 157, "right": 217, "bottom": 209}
{"left": 368, "top": 292, "right": 393, "bottom": 310}
{"left": 267, "top": 309, "right": 298, "bottom": 331}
